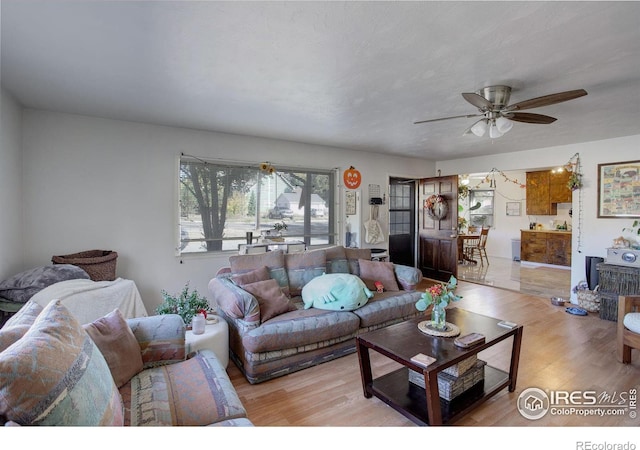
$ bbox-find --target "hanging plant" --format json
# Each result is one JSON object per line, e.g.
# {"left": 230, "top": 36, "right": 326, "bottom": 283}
{"left": 425, "top": 194, "right": 448, "bottom": 220}
{"left": 458, "top": 184, "right": 469, "bottom": 199}
{"left": 567, "top": 172, "right": 582, "bottom": 191}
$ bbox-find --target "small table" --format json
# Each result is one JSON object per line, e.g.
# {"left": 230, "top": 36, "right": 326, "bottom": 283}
{"left": 185, "top": 317, "right": 229, "bottom": 368}
{"left": 356, "top": 308, "right": 523, "bottom": 426}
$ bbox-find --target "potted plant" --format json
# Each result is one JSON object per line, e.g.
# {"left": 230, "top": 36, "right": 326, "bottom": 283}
{"left": 415, "top": 276, "right": 462, "bottom": 331}
{"left": 622, "top": 220, "right": 640, "bottom": 249}
{"left": 156, "top": 282, "right": 210, "bottom": 327}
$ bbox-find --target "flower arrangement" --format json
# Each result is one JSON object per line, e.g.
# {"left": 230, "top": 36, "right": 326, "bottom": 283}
{"left": 415, "top": 275, "right": 462, "bottom": 312}
{"left": 156, "top": 282, "right": 210, "bottom": 326}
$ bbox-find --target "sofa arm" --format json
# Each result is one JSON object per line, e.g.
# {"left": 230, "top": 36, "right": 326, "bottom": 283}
{"left": 127, "top": 314, "right": 186, "bottom": 368}
{"left": 208, "top": 276, "right": 260, "bottom": 324}
{"left": 393, "top": 264, "right": 423, "bottom": 291}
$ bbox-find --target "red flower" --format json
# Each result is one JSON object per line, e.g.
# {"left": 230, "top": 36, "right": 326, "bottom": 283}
{"left": 197, "top": 309, "right": 207, "bottom": 319}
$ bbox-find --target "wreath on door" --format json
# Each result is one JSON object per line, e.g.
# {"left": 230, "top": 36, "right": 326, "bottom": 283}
{"left": 424, "top": 194, "right": 448, "bottom": 220}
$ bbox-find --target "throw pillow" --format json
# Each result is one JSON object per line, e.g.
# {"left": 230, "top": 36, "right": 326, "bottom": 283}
{"left": 231, "top": 265, "right": 271, "bottom": 286}
{"left": 345, "top": 248, "right": 371, "bottom": 276}
{"left": 324, "top": 246, "right": 349, "bottom": 274}
{"left": 0, "top": 299, "right": 124, "bottom": 425}
{"left": 229, "top": 250, "right": 290, "bottom": 296}
{"left": 240, "top": 279, "right": 297, "bottom": 323}
{"left": 284, "top": 249, "right": 327, "bottom": 297}
{"left": 358, "top": 259, "right": 400, "bottom": 292}
{"left": 0, "top": 264, "right": 90, "bottom": 303}
{"left": 0, "top": 300, "right": 43, "bottom": 352}
{"left": 83, "top": 308, "right": 144, "bottom": 387}
{"left": 301, "top": 273, "right": 373, "bottom": 311}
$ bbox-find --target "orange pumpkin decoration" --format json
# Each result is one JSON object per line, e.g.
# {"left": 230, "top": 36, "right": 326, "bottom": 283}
{"left": 343, "top": 166, "right": 362, "bottom": 189}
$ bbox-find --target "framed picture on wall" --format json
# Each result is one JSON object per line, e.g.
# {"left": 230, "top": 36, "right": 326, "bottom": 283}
{"left": 597, "top": 160, "right": 640, "bottom": 218}
{"left": 345, "top": 190, "right": 357, "bottom": 216}
{"left": 506, "top": 202, "right": 521, "bottom": 216}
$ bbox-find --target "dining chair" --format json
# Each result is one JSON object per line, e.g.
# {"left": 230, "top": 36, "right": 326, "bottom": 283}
{"left": 617, "top": 295, "right": 640, "bottom": 363}
{"left": 466, "top": 227, "right": 490, "bottom": 266}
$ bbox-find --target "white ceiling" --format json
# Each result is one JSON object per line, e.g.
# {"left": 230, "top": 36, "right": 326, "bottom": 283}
{"left": 2, "top": 1, "right": 640, "bottom": 161}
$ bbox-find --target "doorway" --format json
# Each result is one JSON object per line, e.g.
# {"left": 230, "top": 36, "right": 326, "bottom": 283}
{"left": 388, "top": 178, "right": 416, "bottom": 266}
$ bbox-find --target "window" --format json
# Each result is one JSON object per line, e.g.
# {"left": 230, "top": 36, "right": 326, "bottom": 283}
{"left": 178, "top": 156, "right": 336, "bottom": 253}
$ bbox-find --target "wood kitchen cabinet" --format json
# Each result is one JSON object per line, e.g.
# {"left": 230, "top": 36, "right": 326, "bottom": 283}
{"left": 526, "top": 170, "right": 572, "bottom": 215}
{"left": 520, "top": 230, "right": 572, "bottom": 267}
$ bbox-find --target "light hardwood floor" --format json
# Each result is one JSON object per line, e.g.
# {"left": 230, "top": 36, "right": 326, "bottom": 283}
{"left": 227, "top": 279, "right": 640, "bottom": 428}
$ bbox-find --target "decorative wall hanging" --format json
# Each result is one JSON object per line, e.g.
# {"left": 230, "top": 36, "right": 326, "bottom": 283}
{"left": 345, "top": 190, "right": 357, "bottom": 216}
{"left": 425, "top": 194, "right": 448, "bottom": 220}
{"left": 343, "top": 166, "right": 362, "bottom": 189}
{"left": 597, "top": 160, "right": 640, "bottom": 218}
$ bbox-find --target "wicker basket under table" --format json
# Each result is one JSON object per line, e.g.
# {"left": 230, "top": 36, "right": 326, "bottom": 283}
{"left": 52, "top": 250, "right": 118, "bottom": 281}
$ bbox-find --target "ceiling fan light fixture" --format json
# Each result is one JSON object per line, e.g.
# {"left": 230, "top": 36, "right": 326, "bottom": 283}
{"left": 489, "top": 121, "right": 503, "bottom": 138}
{"left": 470, "top": 119, "right": 488, "bottom": 137}
{"left": 495, "top": 116, "right": 513, "bottom": 134}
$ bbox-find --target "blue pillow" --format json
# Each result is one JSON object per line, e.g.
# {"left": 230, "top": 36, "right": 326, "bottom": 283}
{"left": 301, "top": 273, "right": 373, "bottom": 311}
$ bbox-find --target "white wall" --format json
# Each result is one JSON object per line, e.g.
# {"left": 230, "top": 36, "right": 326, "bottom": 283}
{"left": 437, "top": 134, "right": 640, "bottom": 301}
{"left": 0, "top": 88, "right": 24, "bottom": 278}
{"left": 20, "top": 109, "right": 435, "bottom": 312}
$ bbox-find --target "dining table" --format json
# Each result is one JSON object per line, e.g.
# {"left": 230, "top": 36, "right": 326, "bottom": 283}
{"left": 457, "top": 234, "right": 480, "bottom": 264}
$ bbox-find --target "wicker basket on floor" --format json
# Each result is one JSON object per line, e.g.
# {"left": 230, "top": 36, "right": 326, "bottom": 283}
{"left": 52, "top": 250, "right": 118, "bottom": 281}
{"left": 577, "top": 287, "right": 600, "bottom": 312}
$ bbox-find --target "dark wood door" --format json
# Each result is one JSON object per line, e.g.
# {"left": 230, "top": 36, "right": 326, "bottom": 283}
{"left": 388, "top": 178, "right": 416, "bottom": 266}
{"left": 419, "top": 175, "right": 458, "bottom": 282}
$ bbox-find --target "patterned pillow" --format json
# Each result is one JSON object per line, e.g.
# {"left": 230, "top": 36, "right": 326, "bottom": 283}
{"left": 229, "top": 250, "right": 290, "bottom": 296}
{"left": 0, "top": 264, "right": 89, "bottom": 303}
{"left": 345, "top": 248, "right": 371, "bottom": 276}
{"left": 0, "top": 299, "right": 124, "bottom": 426}
{"left": 231, "top": 266, "right": 271, "bottom": 286}
{"left": 0, "top": 300, "right": 43, "bottom": 352}
{"left": 284, "top": 249, "right": 327, "bottom": 297}
{"left": 325, "top": 246, "right": 349, "bottom": 274}
{"left": 84, "top": 309, "right": 144, "bottom": 387}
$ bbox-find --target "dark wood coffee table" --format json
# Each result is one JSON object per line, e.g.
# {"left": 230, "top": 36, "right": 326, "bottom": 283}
{"left": 356, "top": 307, "right": 523, "bottom": 426}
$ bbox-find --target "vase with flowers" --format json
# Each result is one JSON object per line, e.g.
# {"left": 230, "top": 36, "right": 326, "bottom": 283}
{"left": 415, "top": 276, "right": 462, "bottom": 331}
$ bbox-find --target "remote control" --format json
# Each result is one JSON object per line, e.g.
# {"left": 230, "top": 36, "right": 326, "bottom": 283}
{"left": 454, "top": 332, "right": 485, "bottom": 348}
{"left": 410, "top": 353, "right": 436, "bottom": 367}
{"left": 498, "top": 320, "right": 518, "bottom": 329}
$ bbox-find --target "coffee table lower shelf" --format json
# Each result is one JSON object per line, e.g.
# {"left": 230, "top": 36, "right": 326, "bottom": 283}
{"left": 368, "top": 365, "right": 509, "bottom": 425}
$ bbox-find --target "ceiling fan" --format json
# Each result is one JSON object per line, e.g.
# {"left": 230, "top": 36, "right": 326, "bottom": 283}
{"left": 414, "top": 85, "right": 587, "bottom": 138}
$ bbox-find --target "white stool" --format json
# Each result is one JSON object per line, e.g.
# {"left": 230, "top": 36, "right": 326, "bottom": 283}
{"left": 185, "top": 316, "right": 229, "bottom": 368}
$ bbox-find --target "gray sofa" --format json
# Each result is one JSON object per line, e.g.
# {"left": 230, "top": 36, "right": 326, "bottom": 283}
{"left": 208, "top": 246, "right": 424, "bottom": 384}
{"left": 0, "top": 300, "right": 251, "bottom": 426}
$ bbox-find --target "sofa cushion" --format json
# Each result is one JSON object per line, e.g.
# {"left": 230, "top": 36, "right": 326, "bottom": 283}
{"left": 126, "top": 314, "right": 186, "bottom": 368}
{"left": 325, "top": 246, "right": 349, "bottom": 274}
{"left": 242, "top": 308, "right": 361, "bottom": 353}
{"left": 284, "top": 249, "right": 327, "bottom": 296}
{"left": 0, "top": 300, "right": 43, "bottom": 352}
{"left": 84, "top": 309, "right": 144, "bottom": 387}
{"left": 232, "top": 265, "right": 271, "bottom": 286}
{"left": 0, "top": 299, "right": 124, "bottom": 426}
{"left": 351, "top": 290, "right": 423, "bottom": 328}
{"left": 301, "top": 273, "right": 373, "bottom": 311}
{"left": 624, "top": 312, "right": 640, "bottom": 334}
{"left": 358, "top": 259, "right": 400, "bottom": 292}
{"left": 345, "top": 248, "right": 371, "bottom": 276}
{"left": 230, "top": 250, "right": 290, "bottom": 296}
{"left": 119, "top": 349, "right": 247, "bottom": 426}
{"left": 0, "top": 264, "right": 89, "bottom": 303}
{"left": 240, "top": 279, "right": 297, "bottom": 323}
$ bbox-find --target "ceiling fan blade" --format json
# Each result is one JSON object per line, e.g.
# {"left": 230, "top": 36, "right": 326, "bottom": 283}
{"left": 504, "top": 89, "right": 587, "bottom": 112}
{"left": 414, "top": 113, "right": 482, "bottom": 125}
{"left": 462, "top": 92, "right": 493, "bottom": 111}
{"left": 503, "top": 112, "right": 557, "bottom": 124}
